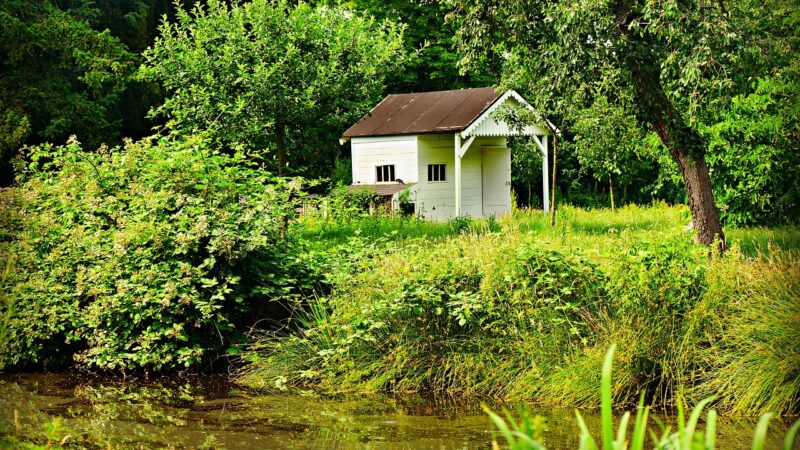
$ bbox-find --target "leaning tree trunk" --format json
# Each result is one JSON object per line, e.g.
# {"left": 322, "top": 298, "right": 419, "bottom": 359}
{"left": 643, "top": 88, "right": 726, "bottom": 251}
{"left": 616, "top": 8, "right": 727, "bottom": 251}
{"left": 653, "top": 121, "right": 726, "bottom": 249}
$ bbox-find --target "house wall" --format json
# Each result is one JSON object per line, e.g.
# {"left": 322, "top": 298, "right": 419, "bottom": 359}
{"left": 415, "top": 134, "right": 507, "bottom": 220}
{"left": 350, "top": 135, "right": 418, "bottom": 185}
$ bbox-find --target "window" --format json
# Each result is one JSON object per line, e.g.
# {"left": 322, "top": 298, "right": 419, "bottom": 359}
{"left": 376, "top": 165, "right": 396, "bottom": 182}
{"left": 427, "top": 163, "right": 446, "bottom": 182}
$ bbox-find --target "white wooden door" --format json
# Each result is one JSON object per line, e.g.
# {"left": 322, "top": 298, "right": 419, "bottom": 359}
{"left": 481, "top": 147, "right": 511, "bottom": 216}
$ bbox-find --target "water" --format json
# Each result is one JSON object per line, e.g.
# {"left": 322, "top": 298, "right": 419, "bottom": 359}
{"left": 0, "top": 373, "right": 794, "bottom": 449}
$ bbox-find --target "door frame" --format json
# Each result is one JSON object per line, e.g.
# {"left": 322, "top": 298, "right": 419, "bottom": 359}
{"left": 481, "top": 146, "right": 511, "bottom": 217}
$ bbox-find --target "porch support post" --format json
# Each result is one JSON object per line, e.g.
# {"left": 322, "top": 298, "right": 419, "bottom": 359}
{"left": 454, "top": 133, "right": 477, "bottom": 217}
{"left": 532, "top": 134, "right": 550, "bottom": 213}
{"left": 542, "top": 134, "right": 550, "bottom": 213}
{"left": 455, "top": 133, "right": 462, "bottom": 216}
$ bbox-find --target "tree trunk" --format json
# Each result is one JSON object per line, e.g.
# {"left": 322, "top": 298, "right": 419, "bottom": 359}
{"left": 528, "top": 179, "right": 532, "bottom": 208}
{"left": 609, "top": 176, "right": 615, "bottom": 211}
{"left": 654, "top": 124, "right": 726, "bottom": 249}
{"left": 649, "top": 111, "right": 726, "bottom": 250}
{"left": 275, "top": 121, "right": 286, "bottom": 177}
{"left": 550, "top": 132, "right": 558, "bottom": 228}
{"left": 616, "top": 2, "right": 726, "bottom": 252}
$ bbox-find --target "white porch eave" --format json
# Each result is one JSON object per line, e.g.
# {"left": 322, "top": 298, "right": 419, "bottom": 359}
{"left": 460, "top": 90, "right": 549, "bottom": 138}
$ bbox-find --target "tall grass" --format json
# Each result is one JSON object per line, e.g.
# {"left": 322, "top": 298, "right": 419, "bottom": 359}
{"left": 239, "top": 204, "right": 800, "bottom": 415}
{"left": 300, "top": 202, "right": 796, "bottom": 259}
{"left": 485, "top": 346, "right": 800, "bottom": 450}
{"left": 726, "top": 226, "right": 800, "bottom": 258}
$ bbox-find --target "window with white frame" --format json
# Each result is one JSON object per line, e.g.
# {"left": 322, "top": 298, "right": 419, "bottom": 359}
{"left": 427, "top": 163, "right": 446, "bottom": 182}
{"left": 376, "top": 164, "right": 396, "bottom": 182}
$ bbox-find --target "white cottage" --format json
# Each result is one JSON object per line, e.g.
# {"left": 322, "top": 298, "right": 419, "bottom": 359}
{"left": 341, "top": 88, "right": 550, "bottom": 220}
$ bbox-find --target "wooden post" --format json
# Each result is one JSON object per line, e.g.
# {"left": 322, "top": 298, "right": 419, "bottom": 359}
{"left": 542, "top": 134, "right": 550, "bottom": 213}
{"left": 550, "top": 132, "right": 558, "bottom": 228}
{"left": 454, "top": 133, "right": 462, "bottom": 216}
{"left": 609, "top": 175, "right": 615, "bottom": 211}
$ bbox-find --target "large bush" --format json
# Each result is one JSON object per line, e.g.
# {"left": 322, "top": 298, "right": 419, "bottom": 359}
{"left": 239, "top": 232, "right": 609, "bottom": 396}
{"left": 0, "top": 136, "right": 310, "bottom": 370}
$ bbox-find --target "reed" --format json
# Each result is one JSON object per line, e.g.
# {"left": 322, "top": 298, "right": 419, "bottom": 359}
{"left": 485, "top": 346, "right": 800, "bottom": 450}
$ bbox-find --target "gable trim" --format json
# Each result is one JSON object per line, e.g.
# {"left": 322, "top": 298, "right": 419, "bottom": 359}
{"left": 461, "top": 90, "right": 548, "bottom": 138}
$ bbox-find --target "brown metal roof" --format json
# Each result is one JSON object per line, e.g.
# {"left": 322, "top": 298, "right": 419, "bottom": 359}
{"left": 342, "top": 88, "right": 502, "bottom": 138}
{"left": 349, "top": 182, "right": 415, "bottom": 196}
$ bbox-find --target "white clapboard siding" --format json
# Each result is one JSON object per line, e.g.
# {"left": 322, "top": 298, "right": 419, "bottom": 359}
{"left": 351, "top": 135, "right": 418, "bottom": 184}
{"left": 416, "top": 135, "right": 505, "bottom": 220}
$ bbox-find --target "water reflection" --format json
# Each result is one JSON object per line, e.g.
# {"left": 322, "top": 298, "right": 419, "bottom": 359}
{"left": 0, "top": 373, "right": 792, "bottom": 449}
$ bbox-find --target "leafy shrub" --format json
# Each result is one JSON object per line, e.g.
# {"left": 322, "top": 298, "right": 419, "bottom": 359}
{"left": 239, "top": 233, "right": 606, "bottom": 395}
{"left": 0, "top": 136, "right": 307, "bottom": 370}
{"left": 448, "top": 214, "right": 472, "bottom": 233}
{"left": 323, "top": 185, "right": 382, "bottom": 221}
{"left": 702, "top": 77, "right": 800, "bottom": 226}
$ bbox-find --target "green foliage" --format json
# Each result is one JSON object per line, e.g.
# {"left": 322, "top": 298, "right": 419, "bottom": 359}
{"left": 509, "top": 138, "right": 543, "bottom": 208}
{"left": 0, "top": 136, "right": 307, "bottom": 370}
{"left": 0, "top": 259, "right": 14, "bottom": 349}
{"left": 570, "top": 95, "right": 656, "bottom": 209}
{"left": 327, "top": 0, "right": 496, "bottom": 92}
{"left": 702, "top": 77, "right": 800, "bottom": 226}
{"left": 329, "top": 157, "right": 352, "bottom": 187}
{"left": 140, "top": 0, "right": 406, "bottom": 177}
{"left": 240, "top": 205, "right": 800, "bottom": 415}
{"left": 321, "top": 186, "right": 383, "bottom": 222}
{"left": 447, "top": 214, "right": 472, "bottom": 234}
{"left": 0, "top": 0, "right": 137, "bottom": 184}
{"left": 0, "top": 418, "right": 69, "bottom": 450}
{"left": 486, "top": 345, "right": 800, "bottom": 450}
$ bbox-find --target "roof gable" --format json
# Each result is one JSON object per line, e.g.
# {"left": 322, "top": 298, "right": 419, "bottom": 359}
{"left": 462, "top": 90, "right": 548, "bottom": 137}
{"left": 342, "top": 87, "right": 502, "bottom": 138}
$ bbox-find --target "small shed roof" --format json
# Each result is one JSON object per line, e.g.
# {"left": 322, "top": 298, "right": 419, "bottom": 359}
{"left": 342, "top": 87, "right": 502, "bottom": 138}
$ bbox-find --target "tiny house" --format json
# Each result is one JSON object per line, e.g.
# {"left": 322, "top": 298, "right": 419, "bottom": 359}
{"left": 341, "top": 88, "right": 551, "bottom": 220}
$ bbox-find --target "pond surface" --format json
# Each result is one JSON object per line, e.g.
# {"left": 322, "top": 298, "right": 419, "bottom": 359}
{"left": 0, "top": 373, "right": 794, "bottom": 449}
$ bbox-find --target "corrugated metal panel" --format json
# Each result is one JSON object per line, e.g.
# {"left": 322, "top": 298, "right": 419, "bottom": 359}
{"left": 342, "top": 88, "right": 502, "bottom": 138}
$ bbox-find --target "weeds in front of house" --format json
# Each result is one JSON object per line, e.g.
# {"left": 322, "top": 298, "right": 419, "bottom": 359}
{"left": 239, "top": 203, "right": 800, "bottom": 416}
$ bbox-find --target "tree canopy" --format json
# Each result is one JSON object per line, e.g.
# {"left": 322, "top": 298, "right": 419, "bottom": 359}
{"left": 140, "top": 0, "right": 406, "bottom": 177}
{"left": 452, "top": 0, "right": 800, "bottom": 241}
{"left": 0, "top": 0, "right": 137, "bottom": 184}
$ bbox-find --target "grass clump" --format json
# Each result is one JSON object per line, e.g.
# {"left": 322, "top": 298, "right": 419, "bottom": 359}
{"left": 485, "top": 345, "right": 800, "bottom": 450}
{"left": 689, "top": 257, "right": 800, "bottom": 415}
